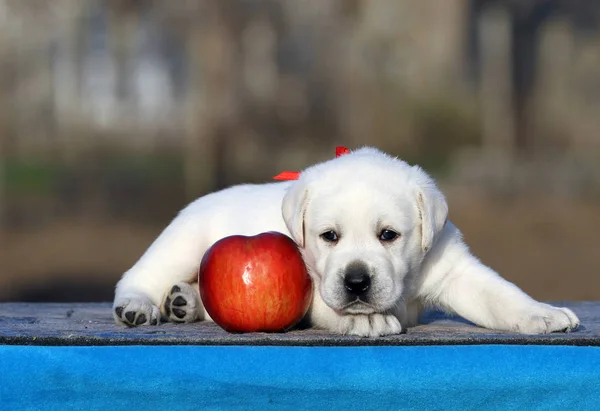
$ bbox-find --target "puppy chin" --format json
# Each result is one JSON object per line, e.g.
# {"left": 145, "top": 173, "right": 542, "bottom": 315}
{"left": 328, "top": 295, "right": 381, "bottom": 315}
{"left": 342, "top": 303, "right": 377, "bottom": 315}
{"left": 341, "top": 295, "right": 402, "bottom": 316}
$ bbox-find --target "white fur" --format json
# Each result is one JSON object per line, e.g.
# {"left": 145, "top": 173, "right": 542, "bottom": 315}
{"left": 113, "top": 147, "right": 580, "bottom": 336}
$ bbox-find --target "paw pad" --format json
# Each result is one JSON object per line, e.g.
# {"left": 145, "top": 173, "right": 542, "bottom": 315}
{"left": 172, "top": 308, "right": 187, "bottom": 319}
{"left": 125, "top": 311, "right": 135, "bottom": 323}
{"left": 173, "top": 296, "right": 186, "bottom": 306}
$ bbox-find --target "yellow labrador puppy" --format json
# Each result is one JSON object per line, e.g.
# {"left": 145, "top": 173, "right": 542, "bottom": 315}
{"left": 113, "top": 147, "right": 579, "bottom": 336}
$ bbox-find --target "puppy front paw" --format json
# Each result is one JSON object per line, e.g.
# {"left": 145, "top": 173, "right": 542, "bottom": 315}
{"left": 338, "top": 313, "right": 402, "bottom": 337}
{"left": 515, "top": 304, "right": 580, "bottom": 334}
{"left": 161, "top": 282, "right": 201, "bottom": 323}
{"left": 113, "top": 296, "right": 161, "bottom": 327}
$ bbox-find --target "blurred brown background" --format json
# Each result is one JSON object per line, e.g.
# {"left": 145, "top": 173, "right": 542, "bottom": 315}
{"left": 0, "top": 0, "right": 599, "bottom": 303}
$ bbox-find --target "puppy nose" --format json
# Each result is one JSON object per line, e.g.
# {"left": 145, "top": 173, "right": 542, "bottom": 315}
{"left": 344, "top": 263, "right": 371, "bottom": 296}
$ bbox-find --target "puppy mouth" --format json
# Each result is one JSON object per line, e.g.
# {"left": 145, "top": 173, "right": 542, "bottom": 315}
{"left": 338, "top": 299, "right": 377, "bottom": 315}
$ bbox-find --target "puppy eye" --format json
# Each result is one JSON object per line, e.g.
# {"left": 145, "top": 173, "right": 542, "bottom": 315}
{"left": 320, "top": 230, "right": 339, "bottom": 243}
{"left": 379, "top": 229, "right": 399, "bottom": 242}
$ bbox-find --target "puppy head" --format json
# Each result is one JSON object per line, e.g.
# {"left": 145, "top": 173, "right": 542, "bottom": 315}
{"left": 282, "top": 147, "right": 447, "bottom": 314}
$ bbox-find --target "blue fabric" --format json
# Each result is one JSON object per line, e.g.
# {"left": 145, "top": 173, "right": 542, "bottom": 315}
{"left": 1, "top": 345, "right": 600, "bottom": 411}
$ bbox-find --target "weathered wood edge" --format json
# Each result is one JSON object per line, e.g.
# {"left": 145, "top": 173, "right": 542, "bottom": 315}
{"left": 4, "top": 334, "right": 600, "bottom": 347}
{"left": 1, "top": 302, "right": 599, "bottom": 347}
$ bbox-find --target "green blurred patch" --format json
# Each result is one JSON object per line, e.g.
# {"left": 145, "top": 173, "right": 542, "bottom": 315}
{"left": 4, "top": 152, "right": 184, "bottom": 197}
{"left": 4, "top": 160, "right": 61, "bottom": 196}
{"left": 102, "top": 153, "right": 183, "bottom": 183}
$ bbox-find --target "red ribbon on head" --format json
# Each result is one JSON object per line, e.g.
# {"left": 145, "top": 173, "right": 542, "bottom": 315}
{"left": 273, "top": 146, "right": 350, "bottom": 181}
{"left": 335, "top": 146, "right": 350, "bottom": 157}
{"left": 272, "top": 171, "right": 301, "bottom": 181}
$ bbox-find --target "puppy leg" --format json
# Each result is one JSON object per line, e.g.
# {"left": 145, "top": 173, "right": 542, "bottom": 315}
{"left": 161, "top": 282, "right": 212, "bottom": 323}
{"left": 113, "top": 211, "right": 209, "bottom": 326}
{"left": 419, "top": 230, "right": 580, "bottom": 334}
{"left": 432, "top": 265, "right": 578, "bottom": 333}
{"left": 308, "top": 290, "right": 404, "bottom": 337}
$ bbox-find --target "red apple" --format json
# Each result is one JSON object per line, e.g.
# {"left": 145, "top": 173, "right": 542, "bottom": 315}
{"left": 198, "top": 231, "right": 312, "bottom": 333}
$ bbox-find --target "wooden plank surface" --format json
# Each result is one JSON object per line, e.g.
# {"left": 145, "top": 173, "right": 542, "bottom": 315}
{"left": 1, "top": 302, "right": 599, "bottom": 346}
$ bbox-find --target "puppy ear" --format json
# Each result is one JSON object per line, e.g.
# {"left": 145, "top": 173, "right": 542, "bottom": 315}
{"left": 414, "top": 169, "right": 448, "bottom": 253}
{"left": 282, "top": 181, "right": 309, "bottom": 248}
